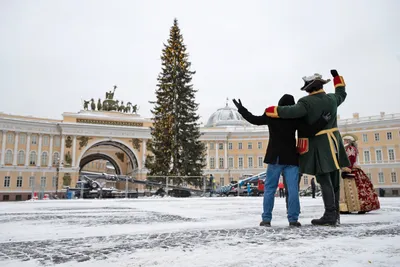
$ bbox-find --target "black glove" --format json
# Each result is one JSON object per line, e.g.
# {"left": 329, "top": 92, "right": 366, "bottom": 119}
{"left": 232, "top": 99, "right": 243, "bottom": 110}
{"left": 341, "top": 172, "right": 355, "bottom": 179}
{"left": 322, "top": 112, "right": 331, "bottom": 122}
{"left": 330, "top": 69, "right": 339, "bottom": 77}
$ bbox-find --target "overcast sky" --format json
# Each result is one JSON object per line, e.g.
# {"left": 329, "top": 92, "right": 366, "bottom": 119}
{"left": 1, "top": 0, "right": 399, "bottom": 124}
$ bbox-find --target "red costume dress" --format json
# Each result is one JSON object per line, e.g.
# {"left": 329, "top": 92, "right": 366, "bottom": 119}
{"left": 339, "top": 144, "right": 380, "bottom": 213}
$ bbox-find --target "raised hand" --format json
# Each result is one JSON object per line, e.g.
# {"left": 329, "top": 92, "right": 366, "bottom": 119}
{"left": 232, "top": 99, "right": 243, "bottom": 110}
{"left": 322, "top": 111, "right": 331, "bottom": 122}
{"left": 330, "top": 69, "right": 339, "bottom": 77}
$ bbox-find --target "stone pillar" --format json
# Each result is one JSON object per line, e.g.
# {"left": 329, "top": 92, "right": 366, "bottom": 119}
{"left": 142, "top": 139, "right": 147, "bottom": 169}
{"left": 215, "top": 143, "right": 219, "bottom": 169}
{"left": 60, "top": 135, "right": 65, "bottom": 165}
{"left": 0, "top": 131, "right": 6, "bottom": 165}
{"left": 206, "top": 142, "right": 210, "bottom": 169}
{"left": 25, "top": 133, "right": 31, "bottom": 166}
{"left": 224, "top": 141, "right": 228, "bottom": 169}
{"left": 36, "top": 134, "right": 42, "bottom": 167}
{"left": 12, "top": 132, "right": 19, "bottom": 166}
{"left": 72, "top": 135, "right": 77, "bottom": 167}
{"left": 48, "top": 135, "right": 54, "bottom": 167}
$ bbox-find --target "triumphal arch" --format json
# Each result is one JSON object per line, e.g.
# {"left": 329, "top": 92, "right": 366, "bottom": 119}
{"left": 0, "top": 86, "right": 152, "bottom": 200}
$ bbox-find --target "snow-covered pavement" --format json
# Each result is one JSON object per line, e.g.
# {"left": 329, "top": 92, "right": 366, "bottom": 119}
{"left": 0, "top": 196, "right": 399, "bottom": 267}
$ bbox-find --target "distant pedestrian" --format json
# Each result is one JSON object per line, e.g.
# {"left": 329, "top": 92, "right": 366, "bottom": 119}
{"left": 311, "top": 178, "right": 316, "bottom": 198}
{"left": 278, "top": 181, "right": 285, "bottom": 198}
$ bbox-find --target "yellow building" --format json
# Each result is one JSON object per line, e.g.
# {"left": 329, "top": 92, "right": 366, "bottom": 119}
{"left": 0, "top": 101, "right": 399, "bottom": 201}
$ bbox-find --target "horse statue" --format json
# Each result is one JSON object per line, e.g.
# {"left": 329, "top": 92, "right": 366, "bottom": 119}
{"left": 125, "top": 102, "right": 132, "bottom": 113}
{"left": 97, "top": 98, "right": 102, "bottom": 110}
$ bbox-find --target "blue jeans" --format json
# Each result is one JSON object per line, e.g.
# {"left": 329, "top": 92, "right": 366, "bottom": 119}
{"left": 262, "top": 164, "right": 300, "bottom": 223}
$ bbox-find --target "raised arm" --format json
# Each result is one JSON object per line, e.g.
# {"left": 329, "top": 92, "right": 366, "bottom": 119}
{"left": 330, "top": 69, "right": 347, "bottom": 107}
{"left": 265, "top": 99, "right": 308, "bottom": 119}
{"left": 297, "top": 112, "right": 330, "bottom": 137}
{"left": 233, "top": 99, "right": 269, "bottom": 125}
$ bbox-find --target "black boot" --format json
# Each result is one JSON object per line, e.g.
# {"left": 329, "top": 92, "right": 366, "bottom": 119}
{"left": 311, "top": 209, "right": 337, "bottom": 226}
{"left": 335, "top": 190, "right": 340, "bottom": 225}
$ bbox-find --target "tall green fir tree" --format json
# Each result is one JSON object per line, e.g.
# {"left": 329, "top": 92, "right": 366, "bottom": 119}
{"left": 145, "top": 19, "right": 206, "bottom": 187}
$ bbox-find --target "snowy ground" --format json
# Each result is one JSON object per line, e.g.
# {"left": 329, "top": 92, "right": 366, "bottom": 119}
{"left": 0, "top": 196, "right": 399, "bottom": 267}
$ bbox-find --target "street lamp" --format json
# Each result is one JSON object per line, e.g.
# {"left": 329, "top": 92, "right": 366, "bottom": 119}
{"left": 55, "top": 157, "right": 61, "bottom": 196}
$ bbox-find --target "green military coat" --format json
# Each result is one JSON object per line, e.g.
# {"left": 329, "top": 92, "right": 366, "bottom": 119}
{"left": 265, "top": 76, "right": 350, "bottom": 175}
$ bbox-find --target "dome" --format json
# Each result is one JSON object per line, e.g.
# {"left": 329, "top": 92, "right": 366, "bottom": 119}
{"left": 205, "top": 104, "right": 251, "bottom": 127}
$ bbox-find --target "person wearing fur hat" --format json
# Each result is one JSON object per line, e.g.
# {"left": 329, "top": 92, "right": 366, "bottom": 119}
{"left": 264, "top": 70, "right": 351, "bottom": 226}
{"left": 339, "top": 135, "right": 380, "bottom": 214}
{"left": 232, "top": 94, "right": 330, "bottom": 227}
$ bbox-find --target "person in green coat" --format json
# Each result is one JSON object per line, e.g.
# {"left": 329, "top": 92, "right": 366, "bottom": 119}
{"left": 265, "top": 69, "right": 350, "bottom": 226}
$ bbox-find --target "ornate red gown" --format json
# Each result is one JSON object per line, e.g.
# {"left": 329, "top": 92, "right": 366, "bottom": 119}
{"left": 339, "top": 145, "right": 380, "bottom": 213}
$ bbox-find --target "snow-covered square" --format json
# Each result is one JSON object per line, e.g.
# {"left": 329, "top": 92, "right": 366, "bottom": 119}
{"left": 0, "top": 197, "right": 399, "bottom": 267}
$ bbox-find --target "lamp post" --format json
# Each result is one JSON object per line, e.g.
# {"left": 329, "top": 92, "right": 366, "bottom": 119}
{"left": 55, "top": 157, "right": 60, "bottom": 196}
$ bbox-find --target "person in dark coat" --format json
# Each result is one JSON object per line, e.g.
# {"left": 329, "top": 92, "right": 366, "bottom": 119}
{"left": 311, "top": 178, "right": 316, "bottom": 198}
{"left": 233, "top": 94, "right": 330, "bottom": 227}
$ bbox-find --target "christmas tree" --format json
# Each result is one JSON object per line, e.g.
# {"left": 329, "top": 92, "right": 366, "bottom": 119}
{"left": 146, "top": 19, "right": 206, "bottom": 187}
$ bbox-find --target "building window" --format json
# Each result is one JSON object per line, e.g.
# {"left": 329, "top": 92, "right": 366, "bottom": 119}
{"left": 363, "top": 151, "right": 370, "bottom": 163}
{"left": 15, "top": 195, "right": 22, "bottom": 201}
{"left": 238, "top": 143, "right": 242, "bottom": 150}
{"left": 52, "top": 176, "right": 57, "bottom": 188}
{"left": 247, "top": 142, "right": 253, "bottom": 149}
{"left": 40, "top": 177, "right": 46, "bottom": 188}
{"left": 41, "top": 152, "right": 48, "bottom": 166}
{"left": 388, "top": 149, "right": 395, "bottom": 161}
{"left": 19, "top": 134, "right": 26, "bottom": 145}
{"left": 209, "top": 143, "right": 215, "bottom": 150}
{"left": 391, "top": 172, "right": 397, "bottom": 183}
{"left": 393, "top": 190, "right": 399, "bottom": 196}
{"left": 387, "top": 132, "right": 392, "bottom": 140}
{"left": 378, "top": 172, "right": 384, "bottom": 183}
{"left": 228, "top": 142, "right": 233, "bottom": 150}
{"left": 238, "top": 157, "right": 243, "bottom": 168}
{"left": 54, "top": 136, "right": 61, "bottom": 147}
{"left": 258, "top": 142, "right": 262, "bottom": 149}
{"left": 376, "top": 150, "right": 382, "bottom": 163}
{"left": 52, "top": 152, "right": 60, "bottom": 166}
{"left": 6, "top": 133, "right": 14, "bottom": 144}
{"left": 220, "top": 177, "right": 224, "bottom": 186}
{"left": 5, "top": 150, "right": 13, "bottom": 164}
{"left": 31, "top": 135, "right": 37, "bottom": 145}
{"left": 17, "top": 150, "right": 25, "bottom": 165}
{"left": 228, "top": 157, "right": 234, "bottom": 168}
{"left": 210, "top": 158, "right": 215, "bottom": 169}
{"left": 366, "top": 173, "right": 372, "bottom": 180}
{"left": 29, "top": 176, "right": 35, "bottom": 188}
{"left": 362, "top": 134, "right": 368, "bottom": 143}
{"left": 374, "top": 133, "right": 380, "bottom": 141}
{"left": 43, "top": 136, "right": 49, "bottom": 146}
{"left": 218, "top": 143, "right": 223, "bottom": 150}
{"left": 219, "top": 157, "right": 224, "bottom": 168}
{"left": 248, "top": 157, "right": 253, "bottom": 168}
{"left": 29, "top": 151, "right": 37, "bottom": 165}
{"left": 4, "top": 176, "right": 10, "bottom": 187}
{"left": 303, "top": 176, "right": 309, "bottom": 185}
{"left": 229, "top": 177, "right": 234, "bottom": 183}
{"left": 16, "top": 176, "right": 23, "bottom": 187}
{"left": 258, "top": 156, "right": 263, "bottom": 168}
{"left": 3, "top": 195, "right": 9, "bottom": 201}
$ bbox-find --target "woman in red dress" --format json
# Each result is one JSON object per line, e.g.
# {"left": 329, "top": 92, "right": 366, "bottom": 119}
{"left": 340, "top": 135, "right": 380, "bottom": 214}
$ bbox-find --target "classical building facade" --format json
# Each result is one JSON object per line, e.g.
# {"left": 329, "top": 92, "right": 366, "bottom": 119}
{"left": 1, "top": 103, "right": 399, "bottom": 201}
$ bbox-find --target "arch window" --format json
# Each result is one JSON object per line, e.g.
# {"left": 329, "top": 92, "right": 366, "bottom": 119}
{"left": 5, "top": 150, "right": 13, "bottom": 164}
{"left": 41, "top": 152, "right": 48, "bottom": 166}
{"left": 17, "top": 150, "right": 25, "bottom": 165}
{"left": 52, "top": 152, "right": 60, "bottom": 166}
{"left": 29, "top": 151, "right": 37, "bottom": 165}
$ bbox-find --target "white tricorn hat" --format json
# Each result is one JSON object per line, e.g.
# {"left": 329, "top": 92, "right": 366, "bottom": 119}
{"left": 300, "top": 73, "right": 331, "bottom": 91}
